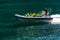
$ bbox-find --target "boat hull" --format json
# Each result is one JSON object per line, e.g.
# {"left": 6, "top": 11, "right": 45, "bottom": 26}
{"left": 16, "top": 17, "right": 53, "bottom": 22}
{"left": 15, "top": 14, "right": 53, "bottom": 22}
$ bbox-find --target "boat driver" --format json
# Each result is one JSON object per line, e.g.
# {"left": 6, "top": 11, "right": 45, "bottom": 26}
{"left": 42, "top": 8, "right": 49, "bottom": 16}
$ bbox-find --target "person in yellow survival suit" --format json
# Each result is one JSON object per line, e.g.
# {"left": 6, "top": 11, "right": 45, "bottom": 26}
{"left": 25, "top": 13, "right": 43, "bottom": 17}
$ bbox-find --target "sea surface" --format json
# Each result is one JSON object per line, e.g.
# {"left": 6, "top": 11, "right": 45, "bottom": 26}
{"left": 1, "top": 0, "right": 60, "bottom": 40}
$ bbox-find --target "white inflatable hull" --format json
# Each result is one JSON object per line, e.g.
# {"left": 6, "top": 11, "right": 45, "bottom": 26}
{"left": 15, "top": 14, "right": 53, "bottom": 22}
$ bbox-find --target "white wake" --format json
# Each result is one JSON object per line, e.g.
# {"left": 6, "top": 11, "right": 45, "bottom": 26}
{"left": 51, "top": 14, "right": 60, "bottom": 24}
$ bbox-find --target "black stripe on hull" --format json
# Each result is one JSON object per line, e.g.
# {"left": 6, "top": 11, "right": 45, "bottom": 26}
{"left": 16, "top": 16, "right": 53, "bottom": 20}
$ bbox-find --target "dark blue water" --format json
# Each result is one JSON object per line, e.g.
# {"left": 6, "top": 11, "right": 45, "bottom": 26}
{"left": 1, "top": 24, "right": 60, "bottom": 40}
{"left": 1, "top": 0, "right": 60, "bottom": 40}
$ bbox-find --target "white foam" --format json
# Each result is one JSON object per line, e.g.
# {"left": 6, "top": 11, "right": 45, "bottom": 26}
{"left": 51, "top": 18, "right": 60, "bottom": 24}
{"left": 51, "top": 14, "right": 60, "bottom": 24}
{"left": 51, "top": 14, "right": 60, "bottom": 18}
